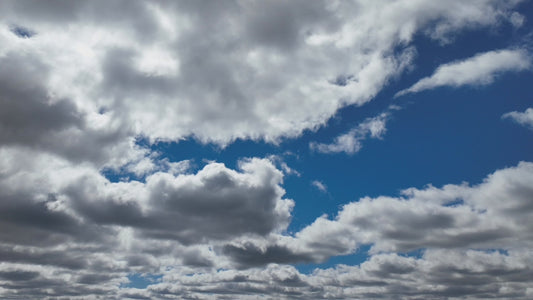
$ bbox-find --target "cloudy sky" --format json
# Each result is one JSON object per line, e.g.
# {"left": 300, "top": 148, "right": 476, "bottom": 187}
{"left": 1, "top": 0, "right": 533, "bottom": 299}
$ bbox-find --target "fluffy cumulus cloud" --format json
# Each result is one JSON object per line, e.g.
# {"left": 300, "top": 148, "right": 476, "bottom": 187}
{"left": 296, "top": 161, "right": 533, "bottom": 255}
{"left": 0, "top": 150, "right": 295, "bottom": 298}
{"left": 395, "top": 49, "right": 532, "bottom": 97}
{"left": 503, "top": 107, "right": 533, "bottom": 130}
{"left": 0, "top": 150, "right": 294, "bottom": 245}
{"left": 1, "top": 0, "right": 532, "bottom": 299}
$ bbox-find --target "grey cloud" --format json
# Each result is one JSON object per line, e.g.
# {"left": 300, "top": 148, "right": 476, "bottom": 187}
{"left": 0, "top": 270, "right": 118, "bottom": 299}
{"left": 222, "top": 242, "right": 314, "bottom": 268}
{"left": 145, "top": 265, "right": 314, "bottom": 299}
{"left": 0, "top": 192, "right": 112, "bottom": 247}
{"left": 66, "top": 158, "right": 293, "bottom": 244}
{"left": 181, "top": 250, "right": 214, "bottom": 268}
{"left": 0, "top": 245, "right": 88, "bottom": 270}
{"left": 0, "top": 157, "right": 532, "bottom": 298}
{"left": 0, "top": 270, "right": 39, "bottom": 281}
{"left": 100, "top": 48, "right": 176, "bottom": 97}
{"left": 0, "top": 0, "right": 85, "bottom": 23}
{"left": 77, "top": 273, "right": 117, "bottom": 285}
{"left": 1, "top": 0, "right": 160, "bottom": 41}
{"left": 0, "top": 53, "right": 83, "bottom": 145}
{"left": 242, "top": 0, "right": 339, "bottom": 51}
{"left": 0, "top": 52, "right": 140, "bottom": 168}
{"left": 137, "top": 249, "right": 533, "bottom": 299}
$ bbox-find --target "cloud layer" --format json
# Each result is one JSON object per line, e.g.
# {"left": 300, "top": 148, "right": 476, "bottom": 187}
{"left": 1, "top": 150, "right": 532, "bottom": 298}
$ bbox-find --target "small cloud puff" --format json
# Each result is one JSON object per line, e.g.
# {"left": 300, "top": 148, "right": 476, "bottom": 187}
{"left": 503, "top": 107, "right": 533, "bottom": 130}
{"left": 312, "top": 180, "right": 328, "bottom": 193}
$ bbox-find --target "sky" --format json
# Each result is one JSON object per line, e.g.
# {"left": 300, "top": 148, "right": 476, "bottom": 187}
{"left": 0, "top": 0, "right": 533, "bottom": 299}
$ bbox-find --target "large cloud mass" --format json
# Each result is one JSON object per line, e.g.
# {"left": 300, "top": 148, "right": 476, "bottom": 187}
{"left": 2, "top": 149, "right": 532, "bottom": 298}
{"left": 0, "top": 0, "right": 524, "bottom": 147}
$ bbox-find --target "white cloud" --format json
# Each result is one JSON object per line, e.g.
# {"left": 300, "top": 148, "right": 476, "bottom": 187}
{"left": 267, "top": 154, "right": 301, "bottom": 177}
{"left": 396, "top": 49, "right": 531, "bottom": 97}
{"left": 1, "top": 148, "right": 533, "bottom": 298}
{"left": 310, "top": 111, "right": 391, "bottom": 154}
{"left": 0, "top": 0, "right": 523, "bottom": 149}
{"left": 312, "top": 180, "right": 327, "bottom": 193}
{"left": 293, "top": 161, "right": 533, "bottom": 255}
{"left": 503, "top": 107, "right": 533, "bottom": 130}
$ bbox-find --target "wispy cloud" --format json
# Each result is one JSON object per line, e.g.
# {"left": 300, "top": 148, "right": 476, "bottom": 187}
{"left": 312, "top": 180, "right": 327, "bottom": 193}
{"left": 310, "top": 106, "right": 399, "bottom": 155}
{"left": 395, "top": 49, "right": 531, "bottom": 97}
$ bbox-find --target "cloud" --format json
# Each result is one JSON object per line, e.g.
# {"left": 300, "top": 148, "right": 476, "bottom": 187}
{"left": 396, "top": 49, "right": 531, "bottom": 97}
{"left": 503, "top": 107, "right": 533, "bottom": 130}
{"left": 138, "top": 161, "right": 533, "bottom": 298}
{"left": 0, "top": 0, "right": 522, "bottom": 147}
{"left": 115, "top": 248, "right": 533, "bottom": 299}
{"left": 0, "top": 1, "right": 531, "bottom": 299}
{"left": 510, "top": 12, "right": 526, "bottom": 28}
{"left": 1, "top": 145, "right": 533, "bottom": 298}
{"left": 294, "top": 161, "right": 533, "bottom": 255}
{"left": 52, "top": 157, "right": 294, "bottom": 244}
{"left": 310, "top": 110, "right": 391, "bottom": 154}
{"left": 312, "top": 180, "right": 327, "bottom": 193}
{"left": 0, "top": 50, "right": 146, "bottom": 170}
{"left": 0, "top": 150, "right": 293, "bottom": 248}
{"left": 0, "top": 149, "right": 295, "bottom": 296}
{"left": 222, "top": 242, "right": 314, "bottom": 268}
{"left": 267, "top": 154, "right": 301, "bottom": 177}
{"left": 4, "top": 248, "right": 533, "bottom": 299}
{"left": 222, "top": 161, "right": 533, "bottom": 269}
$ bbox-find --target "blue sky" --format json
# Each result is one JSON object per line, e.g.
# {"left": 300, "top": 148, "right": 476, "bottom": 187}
{"left": 1, "top": 1, "right": 533, "bottom": 299}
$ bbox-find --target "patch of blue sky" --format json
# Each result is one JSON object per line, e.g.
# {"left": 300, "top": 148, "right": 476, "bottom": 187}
{"left": 10, "top": 25, "right": 35, "bottom": 38}
{"left": 120, "top": 273, "right": 162, "bottom": 289}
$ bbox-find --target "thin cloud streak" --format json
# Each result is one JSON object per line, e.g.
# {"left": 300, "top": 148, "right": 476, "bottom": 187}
{"left": 395, "top": 49, "right": 531, "bottom": 97}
